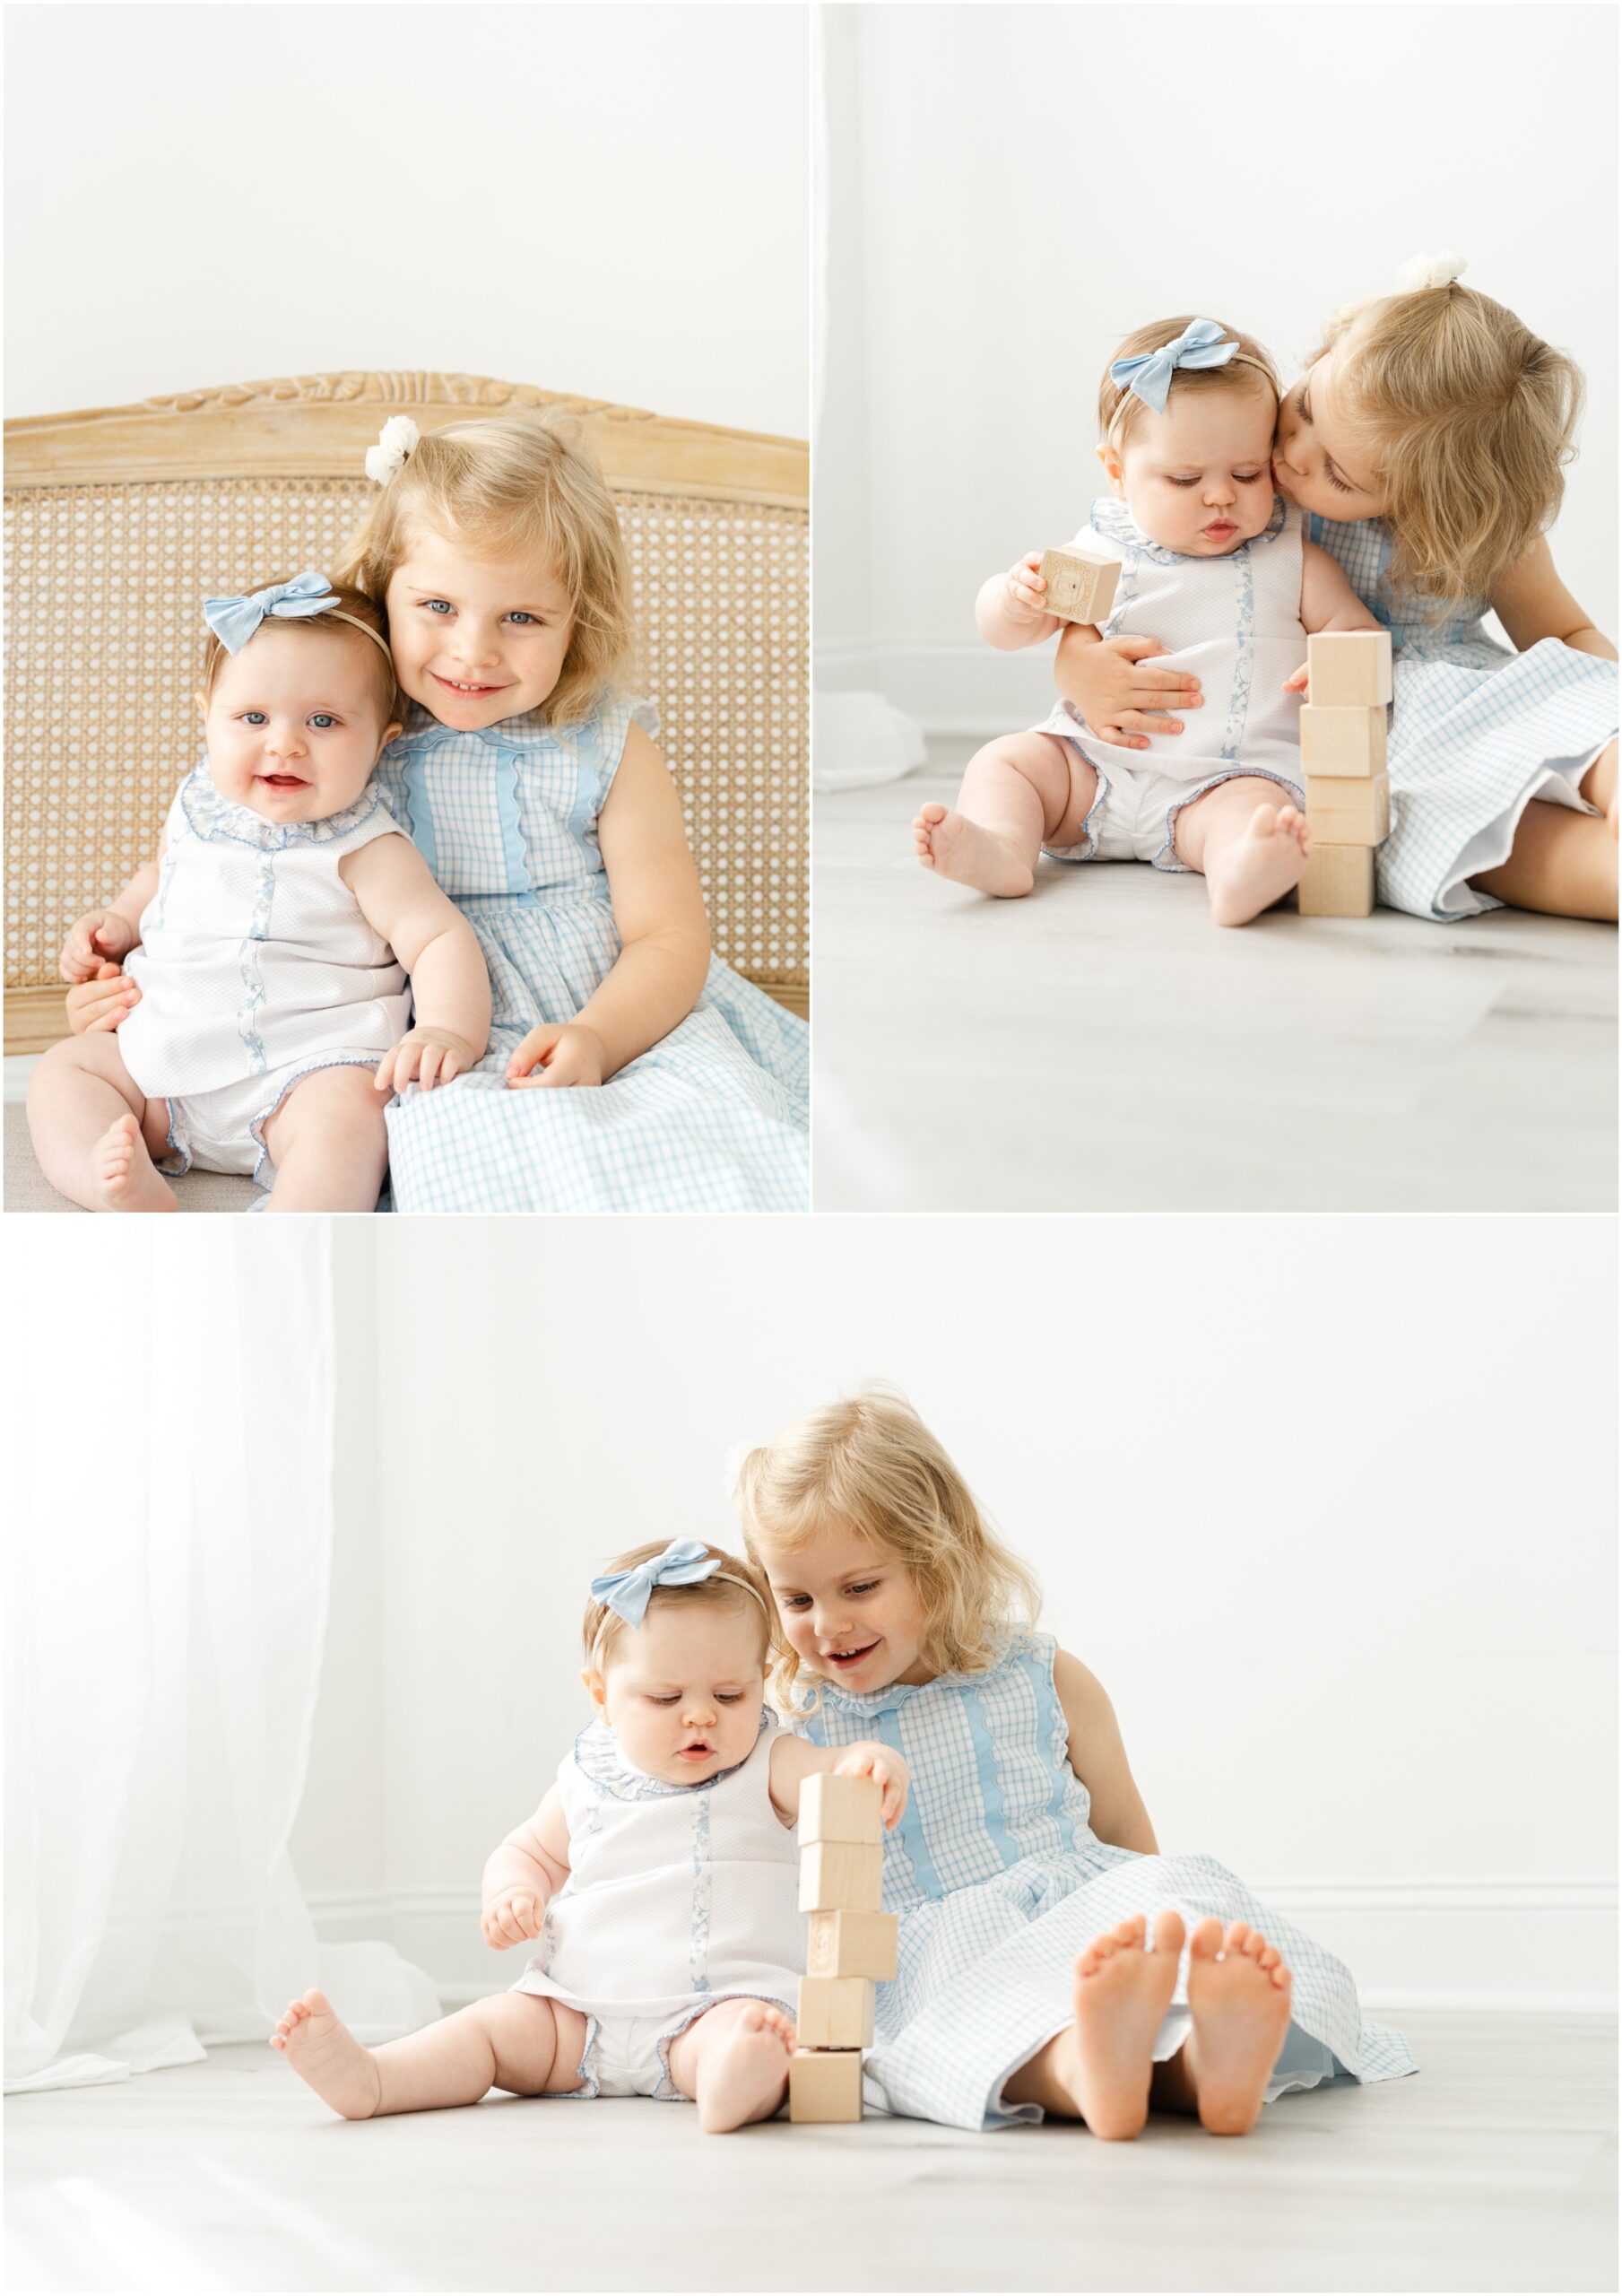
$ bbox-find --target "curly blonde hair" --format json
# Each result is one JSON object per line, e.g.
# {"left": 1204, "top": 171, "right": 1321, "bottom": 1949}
{"left": 1309, "top": 282, "right": 1583, "bottom": 609}
{"left": 335, "top": 414, "right": 639, "bottom": 727}
{"left": 1099, "top": 315, "right": 1279, "bottom": 450}
{"left": 732, "top": 1383, "right": 1042, "bottom": 1715}
{"left": 581, "top": 1539, "right": 776, "bottom": 1677}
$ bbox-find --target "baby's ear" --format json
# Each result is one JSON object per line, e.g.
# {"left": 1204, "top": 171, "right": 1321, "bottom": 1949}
{"left": 193, "top": 691, "right": 208, "bottom": 724}
{"left": 1097, "top": 443, "right": 1125, "bottom": 495}
{"left": 377, "top": 721, "right": 403, "bottom": 751}
{"left": 580, "top": 1668, "right": 608, "bottom": 1715}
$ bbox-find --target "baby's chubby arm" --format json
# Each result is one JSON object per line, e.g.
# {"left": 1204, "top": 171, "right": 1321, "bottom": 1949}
{"left": 768, "top": 1733, "right": 909, "bottom": 1833}
{"left": 481, "top": 1785, "right": 572, "bottom": 1949}
{"left": 1283, "top": 539, "right": 1383, "bottom": 691}
{"left": 340, "top": 832, "right": 491, "bottom": 1093}
{"left": 1052, "top": 1649, "right": 1158, "bottom": 1855}
{"left": 62, "top": 850, "right": 162, "bottom": 1033}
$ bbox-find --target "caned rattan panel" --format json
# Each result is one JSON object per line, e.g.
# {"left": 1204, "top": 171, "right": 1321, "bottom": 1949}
{"left": 4, "top": 376, "right": 809, "bottom": 1049}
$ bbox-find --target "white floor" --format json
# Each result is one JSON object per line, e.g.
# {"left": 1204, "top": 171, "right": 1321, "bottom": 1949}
{"left": 5, "top": 2011, "right": 1614, "bottom": 2292}
{"left": 812, "top": 756, "right": 1619, "bottom": 1213}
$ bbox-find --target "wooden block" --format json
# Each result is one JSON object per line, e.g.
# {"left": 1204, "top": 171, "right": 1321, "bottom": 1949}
{"left": 1305, "top": 772, "right": 1391, "bottom": 844}
{"left": 1039, "top": 545, "right": 1119, "bottom": 626}
{"left": 797, "top": 1976, "right": 875, "bottom": 2048}
{"left": 799, "top": 1841, "right": 882, "bottom": 1913}
{"left": 1297, "top": 842, "right": 1375, "bottom": 918}
{"left": 1299, "top": 703, "right": 1387, "bottom": 778}
{"left": 807, "top": 1909, "right": 898, "bottom": 1981}
{"left": 789, "top": 2048, "right": 864, "bottom": 2124}
{"left": 800, "top": 1771, "right": 882, "bottom": 1847}
{"left": 1306, "top": 631, "right": 1392, "bottom": 707}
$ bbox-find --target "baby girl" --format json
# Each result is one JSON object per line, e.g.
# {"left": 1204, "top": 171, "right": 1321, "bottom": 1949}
{"left": 915, "top": 315, "right": 1384, "bottom": 925}
{"left": 28, "top": 576, "right": 490, "bottom": 1212}
{"left": 273, "top": 1538, "right": 906, "bottom": 2132}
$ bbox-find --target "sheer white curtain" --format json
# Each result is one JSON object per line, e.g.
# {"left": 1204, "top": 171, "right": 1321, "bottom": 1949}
{"left": 4, "top": 1223, "right": 437, "bottom": 2093}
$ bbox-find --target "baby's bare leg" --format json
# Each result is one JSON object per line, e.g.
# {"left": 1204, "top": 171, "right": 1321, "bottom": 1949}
{"left": 26, "top": 1035, "right": 175, "bottom": 1213}
{"left": 914, "top": 732, "right": 1096, "bottom": 898}
{"left": 272, "top": 1987, "right": 587, "bottom": 2119}
{"left": 664, "top": 1996, "right": 798, "bottom": 2132}
{"left": 259, "top": 1065, "right": 390, "bottom": 1213}
{"left": 1471, "top": 787, "right": 1618, "bottom": 921}
{"left": 1174, "top": 777, "right": 1311, "bottom": 926}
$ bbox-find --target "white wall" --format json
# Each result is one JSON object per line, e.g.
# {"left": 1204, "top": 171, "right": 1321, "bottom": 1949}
{"left": 293, "top": 1217, "right": 1617, "bottom": 2007}
{"left": 815, "top": 2, "right": 1619, "bottom": 734}
{"left": 4, "top": 3, "right": 809, "bottom": 440}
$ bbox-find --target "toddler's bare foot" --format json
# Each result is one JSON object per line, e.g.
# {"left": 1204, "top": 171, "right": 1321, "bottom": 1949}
{"left": 913, "top": 803, "right": 1035, "bottom": 898}
{"left": 271, "top": 1989, "right": 383, "bottom": 2120}
{"left": 1051, "top": 1909, "right": 1184, "bottom": 2141}
{"left": 690, "top": 2000, "right": 798, "bottom": 2133}
{"left": 1184, "top": 1918, "right": 1293, "bottom": 2135}
{"left": 1205, "top": 802, "right": 1311, "bottom": 926}
{"left": 91, "top": 1114, "right": 176, "bottom": 1213}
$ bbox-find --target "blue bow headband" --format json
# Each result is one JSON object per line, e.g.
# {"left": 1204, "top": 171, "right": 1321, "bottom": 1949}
{"left": 589, "top": 1538, "right": 766, "bottom": 1633}
{"left": 1109, "top": 318, "right": 1247, "bottom": 419}
{"left": 202, "top": 570, "right": 393, "bottom": 664}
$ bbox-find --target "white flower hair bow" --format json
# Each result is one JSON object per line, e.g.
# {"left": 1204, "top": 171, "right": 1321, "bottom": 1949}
{"left": 1397, "top": 250, "right": 1467, "bottom": 292}
{"left": 364, "top": 415, "right": 420, "bottom": 486}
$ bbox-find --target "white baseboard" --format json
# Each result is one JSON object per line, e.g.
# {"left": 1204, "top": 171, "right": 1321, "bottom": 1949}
{"left": 815, "top": 639, "right": 1056, "bottom": 743}
{"left": 306, "top": 1878, "right": 1618, "bottom": 2014}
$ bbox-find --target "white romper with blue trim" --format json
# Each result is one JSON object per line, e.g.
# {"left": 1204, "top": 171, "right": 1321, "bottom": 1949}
{"left": 372, "top": 693, "right": 810, "bottom": 1214}
{"left": 1306, "top": 514, "right": 1618, "bottom": 920}
{"left": 792, "top": 1633, "right": 1415, "bottom": 2132}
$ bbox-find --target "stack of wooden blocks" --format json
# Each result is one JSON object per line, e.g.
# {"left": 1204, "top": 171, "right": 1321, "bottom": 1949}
{"left": 1298, "top": 631, "right": 1394, "bottom": 917}
{"left": 1038, "top": 544, "right": 1120, "bottom": 627}
{"left": 788, "top": 1773, "right": 898, "bottom": 2124}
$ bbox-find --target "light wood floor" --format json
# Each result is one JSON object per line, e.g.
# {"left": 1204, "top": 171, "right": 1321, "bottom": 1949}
{"left": 5, "top": 2011, "right": 1614, "bottom": 2292}
{"left": 812, "top": 756, "right": 1618, "bottom": 1213}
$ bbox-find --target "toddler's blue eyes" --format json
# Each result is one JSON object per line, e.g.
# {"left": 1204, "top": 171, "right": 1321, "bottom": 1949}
{"left": 420, "top": 600, "right": 541, "bottom": 623}
{"left": 507, "top": 612, "right": 536, "bottom": 626}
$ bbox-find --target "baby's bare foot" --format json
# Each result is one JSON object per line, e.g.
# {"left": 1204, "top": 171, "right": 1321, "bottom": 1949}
{"left": 1205, "top": 802, "right": 1311, "bottom": 926}
{"left": 913, "top": 803, "right": 1035, "bottom": 898}
{"left": 271, "top": 1989, "right": 382, "bottom": 2120}
{"left": 1184, "top": 1918, "right": 1293, "bottom": 2135}
{"left": 91, "top": 1114, "right": 176, "bottom": 1213}
{"left": 691, "top": 2000, "right": 798, "bottom": 2133}
{"left": 1053, "top": 1909, "right": 1184, "bottom": 2141}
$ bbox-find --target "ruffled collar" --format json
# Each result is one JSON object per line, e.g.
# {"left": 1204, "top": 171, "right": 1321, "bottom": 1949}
{"left": 572, "top": 1709, "right": 773, "bottom": 1802}
{"left": 179, "top": 762, "right": 388, "bottom": 851}
{"left": 1090, "top": 491, "right": 1289, "bottom": 567}
{"left": 794, "top": 1634, "right": 1031, "bottom": 1724}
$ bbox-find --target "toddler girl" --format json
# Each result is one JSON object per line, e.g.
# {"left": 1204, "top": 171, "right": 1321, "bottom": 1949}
{"left": 333, "top": 414, "right": 810, "bottom": 1213}
{"left": 735, "top": 1387, "right": 1414, "bottom": 2139}
{"left": 273, "top": 1538, "right": 906, "bottom": 2132}
{"left": 914, "top": 317, "right": 1383, "bottom": 926}
{"left": 29, "top": 576, "right": 489, "bottom": 1212}
{"left": 1067, "top": 259, "right": 1618, "bottom": 922}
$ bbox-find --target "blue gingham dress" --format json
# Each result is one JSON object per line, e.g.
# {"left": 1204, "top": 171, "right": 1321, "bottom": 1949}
{"left": 1308, "top": 514, "right": 1618, "bottom": 920}
{"left": 791, "top": 1633, "right": 1415, "bottom": 2131}
{"left": 371, "top": 694, "right": 809, "bottom": 1213}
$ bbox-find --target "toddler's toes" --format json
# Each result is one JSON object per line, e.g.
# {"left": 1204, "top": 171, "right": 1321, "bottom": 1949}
{"left": 1188, "top": 1917, "right": 1226, "bottom": 1962}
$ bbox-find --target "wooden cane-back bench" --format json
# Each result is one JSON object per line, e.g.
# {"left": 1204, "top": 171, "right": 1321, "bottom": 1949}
{"left": 3, "top": 373, "right": 809, "bottom": 1060}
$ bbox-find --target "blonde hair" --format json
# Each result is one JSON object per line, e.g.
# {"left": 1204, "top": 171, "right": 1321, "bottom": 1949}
{"left": 733, "top": 1383, "right": 1042, "bottom": 1714}
{"left": 581, "top": 1539, "right": 775, "bottom": 1677}
{"left": 335, "top": 415, "right": 639, "bottom": 726}
{"left": 1100, "top": 315, "right": 1279, "bottom": 449}
{"left": 1311, "top": 283, "right": 1583, "bottom": 608}
{"left": 201, "top": 577, "right": 400, "bottom": 724}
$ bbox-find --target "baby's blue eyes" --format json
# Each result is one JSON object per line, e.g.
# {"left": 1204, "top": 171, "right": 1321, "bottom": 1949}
{"left": 238, "top": 712, "right": 338, "bottom": 728}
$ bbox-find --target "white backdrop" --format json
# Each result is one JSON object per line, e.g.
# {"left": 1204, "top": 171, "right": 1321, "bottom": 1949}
{"left": 293, "top": 1217, "right": 1618, "bottom": 2008}
{"left": 814, "top": 1, "right": 1620, "bottom": 734}
{"left": 3, "top": 3, "right": 809, "bottom": 440}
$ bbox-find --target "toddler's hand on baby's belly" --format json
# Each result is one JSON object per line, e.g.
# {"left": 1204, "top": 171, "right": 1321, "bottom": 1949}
{"left": 482, "top": 1891, "right": 544, "bottom": 1949}
{"left": 505, "top": 1022, "right": 606, "bottom": 1090}
{"left": 1058, "top": 633, "right": 1202, "bottom": 750}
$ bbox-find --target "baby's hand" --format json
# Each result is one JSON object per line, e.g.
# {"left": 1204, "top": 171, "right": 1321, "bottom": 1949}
{"left": 834, "top": 1742, "right": 909, "bottom": 1831}
{"left": 374, "top": 1027, "right": 479, "bottom": 1096}
{"left": 1005, "top": 552, "right": 1052, "bottom": 625}
{"left": 481, "top": 1890, "right": 544, "bottom": 1950}
{"left": 59, "top": 909, "right": 137, "bottom": 983}
{"left": 1063, "top": 633, "right": 1202, "bottom": 749}
{"left": 1282, "top": 661, "right": 1310, "bottom": 694}
{"left": 505, "top": 1022, "right": 606, "bottom": 1091}
{"left": 65, "top": 962, "right": 140, "bottom": 1035}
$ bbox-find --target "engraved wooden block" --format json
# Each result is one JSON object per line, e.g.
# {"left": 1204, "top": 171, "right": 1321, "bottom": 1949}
{"left": 799, "top": 1841, "right": 883, "bottom": 1912}
{"left": 1297, "top": 842, "right": 1375, "bottom": 918}
{"left": 1039, "top": 545, "right": 1119, "bottom": 626}
{"left": 797, "top": 1976, "right": 876, "bottom": 2048}
{"left": 801, "top": 1772, "right": 883, "bottom": 1847}
{"left": 808, "top": 1909, "right": 899, "bottom": 1981}
{"left": 789, "top": 2047, "right": 864, "bottom": 2124}
{"left": 1306, "top": 631, "right": 1392, "bottom": 707}
{"left": 1299, "top": 703, "right": 1387, "bottom": 778}
{"left": 1305, "top": 772, "right": 1391, "bottom": 844}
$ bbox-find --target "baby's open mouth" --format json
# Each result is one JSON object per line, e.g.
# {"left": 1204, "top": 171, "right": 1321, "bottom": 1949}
{"left": 825, "top": 1639, "right": 879, "bottom": 1669}
{"left": 258, "top": 773, "right": 308, "bottom": 789}
{"left": 678, "top": 1739, "right": 714, "bottom": 1760}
